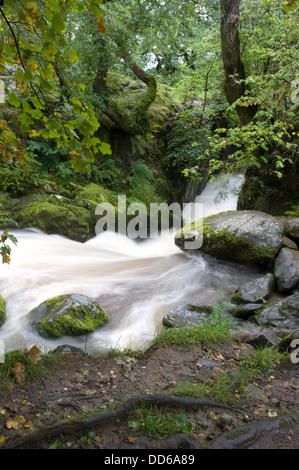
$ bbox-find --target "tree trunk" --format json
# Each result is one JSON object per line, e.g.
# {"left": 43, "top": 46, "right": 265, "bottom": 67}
{"left": 220, "top": 0, "right": 257, "bottom": 125}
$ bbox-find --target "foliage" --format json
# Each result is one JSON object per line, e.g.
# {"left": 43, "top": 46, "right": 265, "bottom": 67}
{"left": 0, "top": 0, "right": 109, "bottom": 172}
{"left": 0, "top": 345, "right": 59, "bottom": 395}
{"left": 154, "top": 316, "right": 233, "bottom": 351}
{"left": 128, "top": 404, "right": 193, "bottom": 438}
{"left": 0, "top": 229, "right": 17, "bottom": 264}
{"left": 184, "top": 0, "right": 299, "bottom": 178}
{"left": 164, "top": 107, "right": 212, "bottom": 177}
{"left": 0, "top": 157, "right": 41, "bottom": 195}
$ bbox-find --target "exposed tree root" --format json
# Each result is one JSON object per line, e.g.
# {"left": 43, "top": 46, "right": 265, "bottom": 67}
{"left": 5, "top": 393, "right": 243, "bottom": 449}
{"left": 111, "top": 433, "right": 201, "bottom": 449}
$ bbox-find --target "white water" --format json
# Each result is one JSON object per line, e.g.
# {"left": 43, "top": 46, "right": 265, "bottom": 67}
{"left": 0, "top": 173, "right": 259, "bottom": 353}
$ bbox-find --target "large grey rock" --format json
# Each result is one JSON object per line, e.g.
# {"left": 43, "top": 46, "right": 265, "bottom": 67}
{"left": 274, "top": 248, "right": 299, "bottom": 293}
{"left": 232, "top": 273, "right": 275, "bottom": 304}
{"left": 162, "top": 304, "right": 213, "bottom": 328}
{"left": 175, "top": 210, "right": 284, "bottom": 265}
{"left": 257, "top": 294, "right": 299, "bottom": 329}
{"left": 286, "top": 218, "right": 299, "bottom": 244}
{"left": 29, "top": 294, "right": 108, "bottom": 338}
{"left": 245, "top": 330, "right": 281, "bottom": 349}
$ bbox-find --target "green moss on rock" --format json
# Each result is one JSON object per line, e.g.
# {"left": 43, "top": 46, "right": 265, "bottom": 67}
{"left": 175, "top": 210, "right": 284, "bottom": 265}
{"left": 0, "top": 295, "right": 6, "bottom": 327}
{"left": 18, "top": 196, "right": 92, "bottom": 241}
{"left": 30, "top": 294, "right": 108, "bottom": 338}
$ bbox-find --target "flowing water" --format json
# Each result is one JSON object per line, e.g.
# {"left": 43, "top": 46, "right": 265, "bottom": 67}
{"left": 0, "top": 173, "right": 260, "bottom": 353}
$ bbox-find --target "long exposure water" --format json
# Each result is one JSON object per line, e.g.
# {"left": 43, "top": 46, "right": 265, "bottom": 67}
{"left": 0, "top": 173, "right": 260, "bottom": 353}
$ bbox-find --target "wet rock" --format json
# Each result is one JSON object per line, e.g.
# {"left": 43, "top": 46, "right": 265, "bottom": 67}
{"left": 286, "top": 218, "right": 299, "bottom": 244}
{"left": 282, "top": 236, "right": 298, "bottom": 250}
{"left": 232, "top": 303, "right": 263, "bottom": 320}
{"left": 274, "top": 248, "right": 299, "bottom": 293}
{"left": 162, "top": 304, "right": 213, "bottom": 328}
{"left": 29, "top": 294, "right": 108, "bottom": 338}
{"left": 232, "top": 273, "right": 275, "bottom": 304}
{"left": 245, "top": 330, "right": 281, "bottom": 349}
{"left": 52, "top": 345, "right": 86, "bottom": 355}
{"left": 175, "top": 210, "right": 284, "bottom": 265}
{"left": 256, "top": 293, "right": 299, "bottom": 329}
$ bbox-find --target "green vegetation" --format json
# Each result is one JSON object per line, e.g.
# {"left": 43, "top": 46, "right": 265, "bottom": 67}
{"left": 0, "top": 347, "right": 60, "bottom": 396}
{"left": 154, "top": 303, "right": 235, "bottom": 351}
{"left": 171, "top": 347, "right": 284, "bottom": 406}
{"left": 128, "top": 405, "right": 193, "bottom": 438}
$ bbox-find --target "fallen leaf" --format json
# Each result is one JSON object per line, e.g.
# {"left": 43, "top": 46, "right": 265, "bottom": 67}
{"left": 12, "top": 362, "right": 26, "bottom": 384}
{"left": 6, "top": 414, "right": 26, "bottom": 430}
{"left": 213, "top": 367, "right": 225, "bottom": 373}
{"left": 128, "top": 436, "right": 138, "bottom": 443}
{"left": 0, "top": 436, "right": 7, "bottom": 447}
{"left": 27, "top": 345, "right": 42, "bottom": 364}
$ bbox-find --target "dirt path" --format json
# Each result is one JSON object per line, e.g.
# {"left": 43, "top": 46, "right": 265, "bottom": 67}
{"left": 0, "top": 340, "right": 298, "bottom": 450}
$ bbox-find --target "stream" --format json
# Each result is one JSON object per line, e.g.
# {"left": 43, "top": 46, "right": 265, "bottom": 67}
{"left": 0, "top": 173, "right": 261, "bottom": 353}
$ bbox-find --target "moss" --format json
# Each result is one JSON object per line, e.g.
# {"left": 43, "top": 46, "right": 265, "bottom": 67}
{"left": 201, "top": 225, "right": 278, "bottom": 264}
{"left": 176, "top": 215, "right": 280, "bottom": 265}
{"left": 74, "top": 183, "right": 111, "bottom": 205}
{"left": 0, "top": 295, "right": 6, "bottom": 327}
{"left": 18, "top": 197, "right": 92, "bottom": 241}
{"left": 36, "top": 296, "right": 108, "bottom": 338}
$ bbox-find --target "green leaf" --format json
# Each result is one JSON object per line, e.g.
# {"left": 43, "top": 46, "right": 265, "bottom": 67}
{"left": 8, "top": 93, "right": 21, "bottom": 108}
{"left": 52, "top": 12, "right": 65, "bottom": 32}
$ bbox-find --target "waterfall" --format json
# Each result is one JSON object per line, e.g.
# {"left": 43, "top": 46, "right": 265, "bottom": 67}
{"left": 0, "top": 173, "right": 257, "bottom": 353}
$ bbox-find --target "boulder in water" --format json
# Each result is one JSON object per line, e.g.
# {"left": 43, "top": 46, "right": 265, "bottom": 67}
{"left": 30, "top": 294, "right": 108, "bottom": 338}
{"left": 175, "top": 210, "right": 284, "bottom": 265}
{"left": 162, "top": 304, "right": 213, "bottom": 328}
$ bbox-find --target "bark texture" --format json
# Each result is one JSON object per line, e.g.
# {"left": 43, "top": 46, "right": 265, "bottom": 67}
{"left": 220, "top": 0, "right": 257, "bottom": 124}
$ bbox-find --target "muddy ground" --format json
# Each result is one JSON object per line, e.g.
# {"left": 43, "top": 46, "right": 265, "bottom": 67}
{"left": 0, "top": 339, "right": 298, "bottom": 451}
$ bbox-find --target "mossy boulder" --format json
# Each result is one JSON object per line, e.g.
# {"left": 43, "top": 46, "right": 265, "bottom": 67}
{"left": 29, "top": 294, "right": 108, "bottom": 338}
{"left": 175, "top": 210, "right": 284, "bottom": 265}
{"left": 17, "top": 196, "right": 92, "bottom": 242}
{"left": 0, "top": 295, "right": 6, "bottom": 327}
